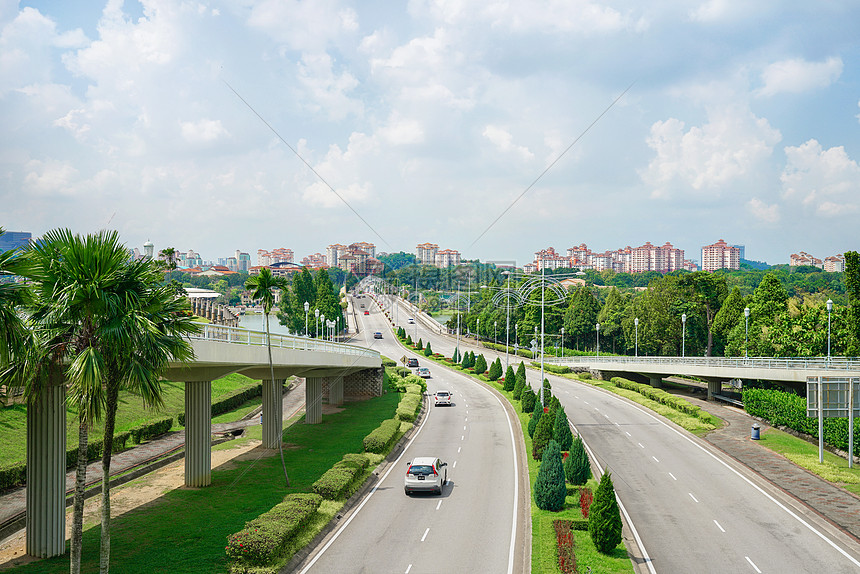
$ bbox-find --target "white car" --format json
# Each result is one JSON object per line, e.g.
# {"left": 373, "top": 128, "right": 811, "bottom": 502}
{"left": 416, "top": 367, "right": 431, "bottom": 378}
{"left": 404, "top": 457, "right": 447, "bottom": 495}
{"left": 434, "top": 390, "right": 452, "bottom": 406}
{"left": 407, "top": 317, "right": 415, "bottom": 324}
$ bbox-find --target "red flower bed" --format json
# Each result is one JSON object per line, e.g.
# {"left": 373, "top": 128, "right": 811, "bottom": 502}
{"left": 553, "top": 519, "right": 577, "bottom": 574}
{"left": 579, "top": 487, "right": 593, "bottom": 519}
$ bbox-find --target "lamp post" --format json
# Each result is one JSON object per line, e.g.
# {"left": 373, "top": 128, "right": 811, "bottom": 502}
{"left": 315, "top": 308, "right": 320, "bottom": 338}
{"left": 827, "top": 299, "right": 833, "bottom": 364}
{"left": 596, "top": 323, "right": 600, "bottom": 356}
{"left": 560, "top": 327, "right": 564, "bottom": 358}
{"left": 681, "top": 313, "right": 687, "bottom": 358}
{"left": 477, "top": 318, "right": 480, "bottom": 342}
{"left": 320, "top": 314, "right": 325, "bottom": 342}
{"left": 455, "top": 282, "right": 460, "bottom": 362}
{"left": 744, "top": 307, "right": 750, "bottom": 358}
{"left": 304, "top": 301, "right": 309, "bottom": 337}
{"left": 494, "top": 321, "right": 497, "bottom": 345}
{"left": 634, "top": 317, "right": 639, "bottom": 357}
{"left": 503, "top": 270, "right": 511, "bottom": 370}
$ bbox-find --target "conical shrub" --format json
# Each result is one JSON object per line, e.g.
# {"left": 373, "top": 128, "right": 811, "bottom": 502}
{"left": 532, "top": 405, "right": 555, "bottom": 460}
{"left": 488, "top": 358, "right": 502, "bottom": 381}
{"left": 588, "top": 471, "right": 623, "bottom": 554}
{"left": 565, "top": 436, "right": 591, "bottom": 485}
{"left": 424, "top": 342, "right": 432, "bottom": 356}
{"left": 534, "top": 440, "right": 566, "bottom": 511}
{"left": 528, "top": 408, "right": 542, "bottom": 438}
{"left": 512, "top": 370, "right": 526, "bottom": 399}
{"left": 520, "top": 387, "right": 537, "bottom": 413}
{"left": 474, "top": 354, "right": 487, "bottom": 374}
{"left": 503, "top": 365, "right": 516, "bottom": 391}
{"left": 554, "top": 407, "right": 573, "bottom": 451}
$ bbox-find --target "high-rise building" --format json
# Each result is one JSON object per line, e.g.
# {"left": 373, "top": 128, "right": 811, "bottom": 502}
{"left": 0, "top": 231, "right": 32, "bottom": 253}
{"left": 234, "top": 250, "right": 251, "bottom": 272}
{"left": 701, "top": 239, "right": 740, "bottom": 272}
{"left": 435, "top": 249, "right": 461, "bottom": 268}
{"left": 416, "top": 243, "right": 439, "bottom": 266}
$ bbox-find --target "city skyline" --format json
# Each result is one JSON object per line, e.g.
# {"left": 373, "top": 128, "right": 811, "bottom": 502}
{"left": 2, "top": 2, "right": 859, "bottom": 265}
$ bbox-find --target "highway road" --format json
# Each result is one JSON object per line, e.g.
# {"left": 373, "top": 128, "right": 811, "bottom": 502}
{"left": 371, "top": 292, "right": 860, "bottom": 573}
{"left": 296, "top": 296, "right": 529, "bottom": 574}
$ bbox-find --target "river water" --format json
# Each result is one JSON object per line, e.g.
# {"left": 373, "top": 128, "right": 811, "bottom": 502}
{"left": 238, "top": 313, "right": 293, "bottom": 336}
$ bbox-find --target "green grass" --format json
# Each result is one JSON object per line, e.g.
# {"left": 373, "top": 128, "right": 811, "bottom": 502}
{"left": 10, "top": 388, "right": 401, "bottom": 574}
{"left": 759, "top": 428, "right": 860, "bottom": 496}
{"left": 0, "top": 374, "right": 258, "bottom": 466}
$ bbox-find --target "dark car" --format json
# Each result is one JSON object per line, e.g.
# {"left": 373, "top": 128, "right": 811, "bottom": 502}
{"left": 406, "top": 358, "right": 419, "bottom": 368}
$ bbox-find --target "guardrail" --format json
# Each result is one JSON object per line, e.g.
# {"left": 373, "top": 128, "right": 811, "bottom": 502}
{"left": 545, "top": 355, "right": 860, "bottom": 371}
{"left": 191, "top": 323, "right": 380, "bottom": 359}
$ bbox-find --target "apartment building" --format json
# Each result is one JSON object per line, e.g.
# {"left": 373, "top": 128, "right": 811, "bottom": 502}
{"left": 435, "top": 249, "right": 461, "bottom": 268}
{"left": 790, "top": 251, "right": 844, "bottom": 271}
{"left": 824, "top": 255, "right": 845, "bottom": 272}
{"left": 416, "top": 243, "right": 439, "bottom": 265}
{"left": 701, "top": 239, "right": 740, "bottom": 272}
{"left": 257, "top": 248, "right": 294, "bottom": 267}
{"left": 528, "top": 241, "right": 691, "bottom": 274}
{"left": 301, "top": 253, "right": 328, "bottom": 268}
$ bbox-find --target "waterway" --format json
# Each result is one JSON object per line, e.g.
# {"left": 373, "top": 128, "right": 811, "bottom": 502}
{"left": 238, "top": 313, "right": 293, "bottom": 336}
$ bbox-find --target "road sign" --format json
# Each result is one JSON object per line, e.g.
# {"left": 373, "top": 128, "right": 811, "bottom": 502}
{"left": 806, "top": 377, "right": 860, "bottom": 418}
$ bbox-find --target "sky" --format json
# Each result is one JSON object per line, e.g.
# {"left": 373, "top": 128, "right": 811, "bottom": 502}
{"left": 2, "top": 0, "right": 859, "bottom": 268}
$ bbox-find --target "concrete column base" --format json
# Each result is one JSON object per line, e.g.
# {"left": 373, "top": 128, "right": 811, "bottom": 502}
{"left": 329, "top": 376, "right": 344, "bottom": 406}
{"left": 262, "top": 379, "right": 285, "bottom": 448}
{"left": 707, "top": 380, "right": 722, "bottom": 401}
{"left": 306, "top": 377, "right": 323, "bottom": 424}
{"left": 185, "top": 381, "right": 212, "bottom": 487}
{"left": 649, "top": 376, "right": 662, "bottom": 388}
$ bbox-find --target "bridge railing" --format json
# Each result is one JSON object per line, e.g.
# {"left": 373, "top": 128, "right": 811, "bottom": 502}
{"left": 190, "top": 323, "right": 380, "bottom": 359}
{"left": 546, "top": 355, "right": 860, "bottom": 372}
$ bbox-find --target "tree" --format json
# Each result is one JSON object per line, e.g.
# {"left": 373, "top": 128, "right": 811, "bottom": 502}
{"left": 424, "top": 341, "right": 433, "bottom": 357}
{"left": 474, "top": 354, "right": 488, "bottom": 374}
{"left": 460, "top": 349, "right": 470, "bottom": 369}
{"left": 528, "top": 408, "right": 542, "bottom": 438}
{"left": 0, "top": 228, "right": 26, "bottom": 372}
{"left": 246, "top": 267, "right": 291, "bottom": 487}
{"left": 417, "top": 337, "right": 423, "bottom": 350}
{"left": 521, "top": 386, "right": 537, "bottom": 413}
{"left": 597, "top": 288, "right": 628, "bottom": 354}
{"left": 565, "top": 436, "right": 591, "bottom": 485}
{"left": 845, "top": 251, "right": 860, "bottom": 355}
{"left": 711, "top": 287, "right": 746, "bottom": 356}
{"left": 532, "top": 403, "right": 555, "bottom": 460}
{"left": 564, "top": 287, "right": 600, "bottom": 350}
{"left": 534, "top": 440, "right": 566, "bottom": 511}
{"left": 503, "top": 365, "right": 516, "bottom": 392}
{"left": 512, "top": 369, "right": 525, "bottom": 398}
{"left": 157, "top": 247, "right": 178, "bottom": 271}
{"left": 553, "top": 406, "right": 573, "bottom": 451}
{"left": 487, "top": 357, "right": 502, "bottom": 381}
{"left": 589, "top": 471, "right": 623, "bottom": 554}
{"left": 679, "top": 272, "right": 728, "bottom": 356}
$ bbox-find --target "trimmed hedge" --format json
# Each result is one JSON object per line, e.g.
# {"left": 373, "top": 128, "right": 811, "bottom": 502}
{"left": 743, "top": 387, "right": 860, "bottom": 456}
{"left": 611, "top": 378, "right": 703, "bottom": 418}
{"left": 128, "top": 417, "right": 174, "bottom": 444}
{"left": 363, "top": 418, "right": 400, "bottom": 454}
{"left": 225, "top": 493, "right": 322, "bottom": 567}
{"left": 396, "top": 392, "right": 422, "bottom": 422}
{"left": 530, "top": 362, "right": 572, "bottom": 375}
{"left": 311, "top": 453, "right": 372, "bottom": 500}
{"left": 0, "top": 463, "right": 26, "bottom": 491}
{"left": 178, "top": 383, "right": 263, "bottom": 426}
{"left": 381, "top": 357, "right": 397, "bottom": 367}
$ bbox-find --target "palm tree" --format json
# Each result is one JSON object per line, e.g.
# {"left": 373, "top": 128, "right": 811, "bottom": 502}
{"left": 0, "top": 228, "right": 27, "bottom": 380}
{"left": 17, "top": 228, "right": 134, "bottom": 574}
{"left": 96, "top": 259, "right": 198, "bottom": 573}
{"left": 245, "top": 267, "right": 290, "bottom": 485}
{"left": 157, "top": 247, "right": 178, "bottom": 271}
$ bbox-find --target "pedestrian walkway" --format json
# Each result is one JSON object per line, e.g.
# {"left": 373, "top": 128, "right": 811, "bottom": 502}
{"left": 686, "top": 393, "right": 860, "bottom": 542}
{"left": 0, "top": 380, "right": 307, "bottom": 541}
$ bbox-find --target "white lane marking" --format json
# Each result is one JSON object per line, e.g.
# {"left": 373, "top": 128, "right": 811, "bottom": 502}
{"left": 595, "top": 407, "right": 600, "bottom": 412}
{"left": 564, "top": 390, "right": 570, "bottom": 394}
{"left": 689, "top": 493, "right": 699, "bottom": 503}
{"left": 575, "top": 395, "right": 580, "bottom": 399}
{"left": 453, "top": 461, "right": 457, "bottom": 468}
{"left": 625, "top": 431, "right": 631, "bottom": 437}
{"left": 638, "top": 443, "right": 645, "bottom": 449}
{"left": 714, "top": 520, "right": 725, "bottom": 533}
{"left": 463, "top": 425, "right": 467, "bottom": 430}
{"left": 584, "top": 401, "right": 590, "bottom": 405}
{"left": 299, "top": 388, "right": 435, "bottom": 573}
{"left": 465, "top": 418, "right": 468, "bottom": 422}
{"left": 745, "top": 556, "right": 762, "bottom": 573}
{"left": 652, "top": 456, "right": 659, "bottom": 463}
{"left": 405, "top": 565, "right": 412, "bottom": 574}
{"left": 616, "top": 398, "right": 860, "bottom": 569}
{"left": 669, "top": 472, "right": 677, "bottom": 481}
{"left": 436, "top": 501, "right": 442, "bottom": 511}
{"left": 458, "top": 446, "right": 461, "bottom": 453}
{"left": 613, "top": 422, "right": 619, "bottom": 426}
{"left": 461, "top": 435, "right": 464, "bottom": 440}
{"left": 421, "top": 528, "right": 430, "bottom": 542}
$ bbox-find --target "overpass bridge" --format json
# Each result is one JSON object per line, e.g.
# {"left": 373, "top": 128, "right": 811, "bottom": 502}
{"left": 25, "top": 324, "right": 382, "bottom": 558}
{"left": 545, "top": 355, "right": 860, "bottom": 398}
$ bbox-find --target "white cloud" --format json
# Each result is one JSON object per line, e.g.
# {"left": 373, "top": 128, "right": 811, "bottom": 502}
{"left": 296, "top": 52, "right": 362, "bottom": 120}
{"left": 781, "top": 139, "right": 860, "bottom": 215}
{"left": 642, "top": 104, "right": 781, "bottom": 197}
{"left": 180, "top": 118, "right": 228, "bottom": 144}
{"left": 689, "top": 0, "right": 775, "bottom": 23}
{"left": 23, "top": 158, "right": 80, "bottom": 195}
{"left": 378, "top": 113, "right": 425, "bottom": 145}
{"left": 747, "top": 197, "right": 780, "bottom": 223}
{"left": 757, "top": 57, "right": 843, "bottom": 97}
{"left": 483, "top": 125, "right": 534, "bottom": 162}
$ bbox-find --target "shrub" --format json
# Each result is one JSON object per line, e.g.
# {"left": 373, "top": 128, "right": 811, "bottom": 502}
{"left": 512, "top": 364, "right": 526, "bottom": 399}
{"left": 579, "top": 487, "right": 594, "bottom": 519}
{"left": 579, "top": 371, "right": 592, "bottom": 380}
{"left": 534, "top": 440, "right": 566, "bottom": 511}
{"left": 503, "top": 365, "right": 516, "bottom": 392}
{"left": 521, "top": 387, "right": 537, "bottom": 413}
{"left": 487, "top": 358, "right": 502, "bottom": 381}
{"left": 532, "top": 405, "right": 555, "bottom": 460}
{"left": 396, "top": 392, "right": 422, "bottom": 422}
{"left": 381, "top": 357, "right": 397, "bottom": 367}
{"left": 589, "top": 471, "right": 623, "bottom": 554}
{"left": 565, "top": 436, "right": 591, "bottom": 485}
{"left": 406, "top": 335, "right": 413, "bottom": 346}
{"left": 460, "top": 351, "right": 471, "bottom": 369}
{"left": 528, "top": 409, "right": 542, "bottom": 438}
{"left": 129, "top": 416, "right": 174, "bottom": 444}
{"left": 363, "top": 419, "right": 400, "bottom": 453}
{"left": 417, "top": 338, "right": 423, "bottom": 350}
{"left": 554, "top": 407, "right": 573, "bottom": 451}
{"left": 474, "top": 354, "right": 487, "bottom": 374}
{"left": 225, "top": 493, "right": 322, "bottom": 566}
{"left": 178, "top": 383, "right": 262, "bottom": 426}
{"left": 312, "top": 466, "right": 358, "bottom": 500}
{"left": 0, "top": 463, "right": 26, "bottom": 491}
{"left": 424, "top": 342, "right": 433, "bottom": 357}
{"left": 612, "top": 377, "right": 704, "bottom": 419}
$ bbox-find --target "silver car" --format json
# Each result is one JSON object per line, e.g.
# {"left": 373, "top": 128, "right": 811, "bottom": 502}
{"left": 404, "top": 457, "right": 447, "bottom": 495}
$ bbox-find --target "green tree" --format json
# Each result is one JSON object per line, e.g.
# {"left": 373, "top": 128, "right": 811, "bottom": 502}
{"left": 460, "top": 349, "right": 471, "bottom": 368}
{"left": 564, "top": 287, "right": 600, "bottom": 350}
{"left": 845, "top": 251, "right": 860, "bottom": 355}
{"left": 678, "top": 272, "right": 728, "bottom": 356}
{"left": 532, "top": 403, "right": 555, "bottom": 460}
{"left": 487, "top": 357, "right": 502, "bottom": 381}
{"left": 157, "top": 247, "right": 178, "bottom": 271}
{"left": 521, "top": 387, "right": 537, "bottom": 413}
{"left": 565, "top": 436, "right": 591, "bottom": 485}
{"left": 553, "top": 406, "right": 573, "bottom": 451}
{"left": 503, "top": 365, "right": 516, "bottom": 392}
{"left": 597, "top": 288, "right": 628, "bottom": 354}
{"left": 726, "top": 272, "right": 788, "bottom": 356}
{"left": 528, "top": 408, "right": 542, "bottom": 438}
{"left": 0, "top": 228, "right": 27, "bottom": 373}
{"left": 424, "top": 341, "right": 433, "bottom": 357}
{"left": 534, "top": 440, "right": 566, "bottom": 511}
{"left": 417, "top": 337, "right": 423, "bottom": 350}
{"left": 711, "top": 287, "right": 746, "bottom": 356}
{"left": 589, "top": 471, "right": 623, "bottom": 554}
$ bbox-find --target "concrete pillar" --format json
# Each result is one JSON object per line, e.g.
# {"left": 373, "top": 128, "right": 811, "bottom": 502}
{"left": 26, "top": 373, "right": 66, "bottom": 558}
{"left": 649, "top": 376, "right": 662, "bottom": 388}
{"left": 184, "top": 381, "right": 212, "bottom": 487}
{"left": 262, "top": 379, "right": 285, "bottom": 448}
{"left": 306, "top": 377, "right": 323, "bottom": 424}
{"left": 329, "top": 376, "right": 344, "bottom": 406}
{"left": 707, "top": 380, "right": 721, "bottom": 401}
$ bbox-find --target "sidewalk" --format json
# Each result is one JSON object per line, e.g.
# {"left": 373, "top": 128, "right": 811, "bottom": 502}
{"left": 0, "top": 380, "right": 307, "bottom": 541}
{"left": 687, "top": 393, "right": 860, "bottom": 541}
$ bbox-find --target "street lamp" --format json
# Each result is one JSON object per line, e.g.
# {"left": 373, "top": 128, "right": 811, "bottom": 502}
{"left": 634, "top": 317, "right": 639, "bottom": 357}
{"left": 827, "top": 299, "right": 833, "bottom": 363}
{"left": 315, "top": 308, "right": 320, "bottom": 338}
{"left": 560, "top": 327, "right": 564, "bottom": 358}
{"left": 503, "top": 270, "right": 511, "bottom": 369}
{"left": 596, "top": 323, "right": 600, "bottom": 356}
{"left": 681, "top": 313, "right": 687, "bottom": 358}
{"left": 477, "top": 318, "right": 480, "bottom": 342}
{"left": 744, "top": 307, "right": 750, "bottom": 358}
{"left": 304, "top": 301, "right": 309, "bottom": 337}
{"left": 494, "top": 321, "right": 497, "bottom": 345}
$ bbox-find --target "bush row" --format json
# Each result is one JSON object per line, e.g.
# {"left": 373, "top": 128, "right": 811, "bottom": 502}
{"left": 387, "top": 370, "right": 427, "bottom": 394}
{"left": 363, "top": 419, "right": 401, "bottom": 454}
{"left": 396, "top": 391, "right": 422, "bottom": 423}
{"left": 311, "top": 453, "right": 372, "bottom": 500}
{"left": 743, "top": 388, "right": 860, "bottom": 456}
{"left": 225, "top": 493, "right": 323, "bottom": 568}
{"left": 611, "top": 378, "right": 703, "bottom": 418}
{"left": 178, "top": 383, "right": 263, "bottom": 426}
{"left": 529, "top": 362, "right": 572, "bottom": 375}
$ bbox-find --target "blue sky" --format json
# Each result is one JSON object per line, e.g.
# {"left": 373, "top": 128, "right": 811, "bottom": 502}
{"left": 2, "top": 0, "right": 858, "bottom": 267}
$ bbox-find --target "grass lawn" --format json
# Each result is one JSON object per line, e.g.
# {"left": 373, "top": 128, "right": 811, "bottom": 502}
{"left": 759, "top": 428, "right": 860, "bottom": 496}
{"left": 9, "top": 387, "right": 401, "bottom": 574}
{"left": 0, "top": 374, "right": 259, "bottom": 466}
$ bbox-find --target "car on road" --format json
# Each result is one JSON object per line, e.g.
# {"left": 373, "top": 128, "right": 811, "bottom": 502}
{"left": 416, "top": 367, "right": 431, "bottom": 378}
{"left": 407, "top": 317, "right": 415, "bottom": 324}
{"left": 374, "top": 332, "right": 383, "bottom": 339}
{"left": 406, "top": 357, "right": 419, "bottom": 368}
{"left": 404, "top": 457, "right": 447, "bottom": 495}
{"left": 434, "top": 390, "right": 452, "bottom": 406}
{"left": 364, "top": 310, "right": 369, "bottom": 315}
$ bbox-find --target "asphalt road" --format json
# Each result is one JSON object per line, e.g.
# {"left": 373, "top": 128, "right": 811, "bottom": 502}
{"left": 372, "top": 293, "right": 860, "bottom": 574}
{"left": 296, "top": 296, "right": 528, "bottom": 574}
